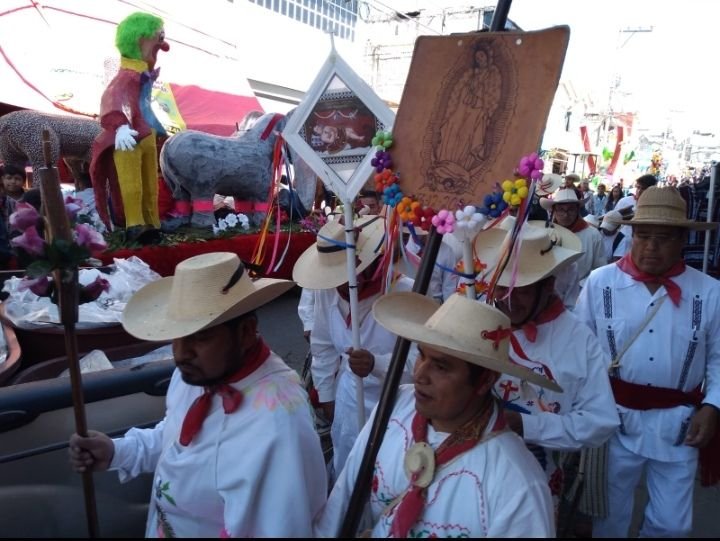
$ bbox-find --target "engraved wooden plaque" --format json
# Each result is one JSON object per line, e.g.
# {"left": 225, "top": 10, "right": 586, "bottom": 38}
{"left": 391, "top": 26, "right": 570, "bottom": 210}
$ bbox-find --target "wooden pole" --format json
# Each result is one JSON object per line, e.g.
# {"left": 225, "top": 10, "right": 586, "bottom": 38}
{"left": 39, "top": 130, "right": 100, "bottom": 538}
{"left": 338, "top": 2, "right": 514, "bottom": 536}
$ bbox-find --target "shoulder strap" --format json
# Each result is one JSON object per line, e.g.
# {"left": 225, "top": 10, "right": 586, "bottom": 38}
{"left": 612, "top": 231, "right": 625, "bottom": 253}
{"left": 608, "top": 295, "right": 665, "bottom": 372}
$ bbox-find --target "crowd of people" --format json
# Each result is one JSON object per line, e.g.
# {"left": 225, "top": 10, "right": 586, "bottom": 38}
{"left": 63, "top": 171, "right": 719, "bottom": 538}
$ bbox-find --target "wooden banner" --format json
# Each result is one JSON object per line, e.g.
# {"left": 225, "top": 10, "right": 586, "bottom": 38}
{"left": 391, "top": 26, "right": 570, "bottom": 210}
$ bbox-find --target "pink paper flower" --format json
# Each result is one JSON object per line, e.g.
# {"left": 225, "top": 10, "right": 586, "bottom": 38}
{"left": 431, "top": 209, "right": 455, "bottom": 234}
{"left": 11, "top": 225, "right": 47, "bottom": 256}
{"left": 9, "top": 202, "right": 40, "bottom": 232}
{"left": 64, "top": 196, "right": 83, "bottom": 221}
{"left": 80, "top": 275, "right": 110, "bottom": 302}
{"left": 17, "top": 275, "right": 51, "bottom": 296}
{"left": 74, "top": 223, "right": 107, "bottom": 251}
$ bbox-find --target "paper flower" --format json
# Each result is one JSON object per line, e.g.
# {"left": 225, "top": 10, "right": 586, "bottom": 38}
{"left": 9, "top": 202, "right": 40, "bottom": 231}
{"left": 382, "top": 183, "right": 403, "bottom": 207}
{"left": 517, "top": 152, "right": 544, "bottom": 180}
{"left": 75, "top": 223, "right": 108, "bottom": 252}
{"left": 502, "top": 178, "right": 529, "bottom": 207}
{"left": 453, "top": 205, "right": 486, "bottom": 240}
{"left": 374, "top": 168, "right": 397, "bottom": 193}
{"left": 371, "top": 150, "right": 393, "bottom": 173}
{"left": 371, "top": 130, "right": 393, "bottom": 149}
{"left": 412, "top": 205, "right": 436, "bottom": 231}
{"left": 479, "top": 192, "right": 508, "bottom": 218}
{"left": 431, "top": 209, "right": 455, "bottom": 234}
{"left": 11, "top": 225, "right": 47, "bottom": 256}
{"left": 397, "top": 197, "right": 417, "bottom": 222}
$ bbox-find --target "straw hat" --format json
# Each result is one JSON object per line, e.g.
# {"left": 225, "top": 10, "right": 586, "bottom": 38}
{"left": 292, "top": 215, "right": 385, "bottom": 289}
{"left": 122, "top": 252, "right": 294, "bottom": 341}
{"left": 539, "top": 187, "right": 581, "bottom": 211}
{"left": 599, "top": 210, "right": 622, "bottom": 232}
{"left": 527, "top": 220, "right": 583, "bottom": 252}
{"left": 583, "top": 214, "right": 600, "bottom": 228}
{"left": 373, "top": 292, "right": 562, "bottom": 391}
{"left": 474, "top": 219, "right": 582, "bottom": 287}
{"left": 603, "top": 186, "right": 717, "bottom": 231}
{"left": 536, "top": 173, "right": 563, "bottom": 196}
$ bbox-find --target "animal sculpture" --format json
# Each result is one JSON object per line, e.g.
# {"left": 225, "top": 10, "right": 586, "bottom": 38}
{"left": 0, "top": 109, "right": 100, "bottom": 185}
{"left": 160, "top": 111, "right": 317, "bottom": 228}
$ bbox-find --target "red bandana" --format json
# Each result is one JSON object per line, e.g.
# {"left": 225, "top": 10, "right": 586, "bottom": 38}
{"left": 390, "top": 403, "right": 505, "bottom": 538}
{"left": 178, "top": 337, "right": 270, "bottom": 446}
{"left": 515, "top": 294, "right": 565, "bottom": 342}
{"left": 616, "top": 253, "right": 685, "bottom": 306}
{"left": 338, "top": 273, "right": 384, "bottom": 328}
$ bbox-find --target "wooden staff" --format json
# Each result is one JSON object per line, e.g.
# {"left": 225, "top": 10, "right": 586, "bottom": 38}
{"left": 39, "top": 129, "right": 100, "bottom": 538}
{"left": 338, "top": 1, "right": 514, "bottom": 536}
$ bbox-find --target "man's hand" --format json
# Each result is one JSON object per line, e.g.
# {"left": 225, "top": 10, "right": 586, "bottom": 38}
{"left": 115, "top": 124, "right": 139, "bottom": 151}
{"left": 685, "top": 404, "right": 719, "bottom": 448}
{"left": 504, "top": 410, "right": 524, "bottom": 437}
{"left": 347, "top": 348, "right": 375, "bottom": 378}
{"left": 68, "top": 430, "right": 115, "bottom": 473}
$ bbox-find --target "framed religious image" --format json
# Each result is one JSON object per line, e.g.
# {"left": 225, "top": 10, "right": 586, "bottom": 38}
{"left": 283, "top": 49, "right": 395, "bottom": 202}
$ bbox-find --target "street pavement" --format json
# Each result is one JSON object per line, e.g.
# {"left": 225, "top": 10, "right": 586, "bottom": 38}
{"left": 262, "top": 288, "right": 720, "bottom": 538}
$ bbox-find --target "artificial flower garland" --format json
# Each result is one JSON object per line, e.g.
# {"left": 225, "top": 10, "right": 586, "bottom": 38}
{"left": 369, "top": 128, "right": 541, "bottom": 294}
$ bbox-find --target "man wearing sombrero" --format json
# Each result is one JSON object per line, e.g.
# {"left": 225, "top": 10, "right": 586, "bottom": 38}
{"left": 314, "top": 293, "right": 557, "bottom": 537}
{"left": 474, "top": 219, "right": 619, "bottom": 510}
{"left": 293, "top": 215, "right": 415, "bottom": 480}
{"left": 577, "top": 186, "right": 720, "bottom": 537}
{"left": 68, "top": 252, "right": 327, "bottom": 537}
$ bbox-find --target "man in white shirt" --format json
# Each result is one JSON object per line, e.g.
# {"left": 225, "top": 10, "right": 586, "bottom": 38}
{"left": 69, "top": 252, "right": 327, "bottom": 537}
{"left": 576, "top": 186, "right": 720, "bottom": 537}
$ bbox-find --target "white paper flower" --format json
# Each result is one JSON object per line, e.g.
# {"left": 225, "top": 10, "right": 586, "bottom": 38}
{"left": 225, "top": 213, "right": 239, "bottom": 227}
{"left": 452, "top": 205, "right": 486, "bottom": 240}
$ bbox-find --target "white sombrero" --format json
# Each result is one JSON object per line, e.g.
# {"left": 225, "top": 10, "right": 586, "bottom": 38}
{"left": 474, "top": 217, "right": 582, "bottom": 287}
{"left": 122, "top": 252, "right": 294, "bottom": 341}
{"left": 539, "top": 187, "right": 581, "bottom": 212}
{"left": 292, "top": 215, "right": 386, "bottom": 289}
{"left": 373, "top": 292, "right": 562, "bottom": 391}
{"left": 536, "top": 173, "right": 563, "bottom": 196}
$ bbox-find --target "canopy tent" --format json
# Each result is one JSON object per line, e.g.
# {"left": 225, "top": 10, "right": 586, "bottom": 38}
{"left": 0, "top": 0, "right": 263, "bottom": 135}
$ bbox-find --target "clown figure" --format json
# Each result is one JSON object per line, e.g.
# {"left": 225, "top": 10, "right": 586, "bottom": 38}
{"left": 90, "top": 12, "right": 169, "bottom": 243}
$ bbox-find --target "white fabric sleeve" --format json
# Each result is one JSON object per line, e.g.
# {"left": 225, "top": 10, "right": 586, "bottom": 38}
{"left": 520, "top": 333, "right": 619, "bottom": 450}
{"left": 310, "top": 292, "right": 341, "bottom": 403}
{"left": 297, "top": 288, "right": 316, "bottom": 332}
{"left": 702, "top": 291, "right": 720, "bottom": 409}
{"left": 109, "top": 419, "right": 167, "bottom": 483}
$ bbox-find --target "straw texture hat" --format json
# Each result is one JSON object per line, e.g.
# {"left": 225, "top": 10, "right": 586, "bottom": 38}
{"left": 536, "top": 173, "right": 563, "bottom": 196}
{"left": 539, "top": 187, "right": 581, "bottom": 211}
{"left": 474, "top": 218, "right": 582, "bottom": 287}
{"left": 122, "top": 252, "right": 294, "bottom": 341}
{"left": 373, "top": 292, "right": 562, "bottom": 391}
{"left": 603, "top": 186, "right": 717, "bottom": 231}
{"left": 293, "top": 215, "right": 385, "bottom": 289}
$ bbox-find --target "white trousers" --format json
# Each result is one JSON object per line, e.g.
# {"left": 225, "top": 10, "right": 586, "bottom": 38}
{"left": 592, "top": 434, "right": 697, "bottom": 538}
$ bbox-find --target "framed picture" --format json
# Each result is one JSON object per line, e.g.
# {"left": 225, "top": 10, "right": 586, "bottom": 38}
{"left": 283, "top": 49, "right": 395, "bottom": 202}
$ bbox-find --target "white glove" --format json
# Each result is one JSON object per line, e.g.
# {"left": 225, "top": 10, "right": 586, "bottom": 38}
{"left": 115, "top": 124, "right": 139, "bottom": 151}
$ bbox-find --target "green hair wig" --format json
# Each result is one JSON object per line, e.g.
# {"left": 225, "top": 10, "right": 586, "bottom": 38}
{"left": 115, "top": 12, "right": 164, "bottom": 60}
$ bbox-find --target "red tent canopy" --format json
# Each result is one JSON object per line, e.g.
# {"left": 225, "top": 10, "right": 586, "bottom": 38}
{"left": 0, "top": 1, "right": 263, "bottom": 135}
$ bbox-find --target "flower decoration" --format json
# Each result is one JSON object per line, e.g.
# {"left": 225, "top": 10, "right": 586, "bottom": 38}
{"left": 454, "top": 258, "right": 489, "bottom": 296}
{"left": 298, "top": 210, "right": 328, "bottom": 234}
{"left": 382, "top": 183, "right": 403, "bottom": 207}
{"left": 502, "top": 178, "right": 529, "bottom": 207}
{"left": 212, "top": 212, "right": 250, "bottom": 236}
{"left": 396, "top": 197, "right": 417, "bottom": 222}
{"left": 9, "top": 197, "right": 109, "bottom": 306}
{"left": 479, "top": 191, "right": 508, "bottom": 218}
{"left": 517, "top": 152, "right": 544, "bottom": 180}
{"left": 431, "top": 209, "right": 455, "bottom": 234}
{"left": 411, "top": 205, "right": 435, "bottom": 231}
{"left": 371, "top": 150, "right": 393, "bottom": 173}
{"left": 453, "top": 205, "right": 487, "bottom": 241}
{"left": 374, "top": 168, "right": 397, "bottom": 193}
{"left": 371, "top": 130, "right": 393, "bottom": 149}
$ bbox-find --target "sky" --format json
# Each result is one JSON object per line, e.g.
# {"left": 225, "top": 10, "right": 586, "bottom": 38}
{"left": 394, "top": 0, "right": 720, "bottom": 135}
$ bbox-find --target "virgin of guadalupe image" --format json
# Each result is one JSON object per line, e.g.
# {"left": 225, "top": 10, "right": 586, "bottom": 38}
{"left": 427, "top": 40, "right": 514, "bottom": 195}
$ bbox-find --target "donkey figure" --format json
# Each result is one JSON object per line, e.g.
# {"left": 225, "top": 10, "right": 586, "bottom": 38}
{"left": 159, "top": 111, "right": 316, "bottom": 229}
{"left": 0, "top": 109, "right": 101, "bottom": 186}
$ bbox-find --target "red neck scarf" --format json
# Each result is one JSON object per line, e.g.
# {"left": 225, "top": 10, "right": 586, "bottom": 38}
{"left": 616, "top": 253, "right": 685, "bottom": 306}
{"left": 338, "top": 273, "right": 384, "bottom": 327}
{"left": 390, "top": 401, "right": 504, "bottom": 538}
{"left": 565, "top": 216, "right": 589, "bottom": 233}
{"left": 179, "top": 337, "right": 270, "bottom": 446}
{"left": 515, "top": 294, "right": 565, "bottom": 342}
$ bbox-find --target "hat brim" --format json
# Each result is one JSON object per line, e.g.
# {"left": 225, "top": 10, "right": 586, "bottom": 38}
{"left": 122, "top": 276, "right": 294, "bottom": 341}
{"left": 373, "top": 292, "right": 562, "bottom": 392}
{"left": 527, "top": 220, "right": 583, "bottom": 252}
{"left": 293, "top": 221, "right": 386, "bottom": 289}
{"left": 474, "top": 227, "right": 582, "bottom": 287}
{"left": 604, "top": 216, "right": 718, "bottom": 231}
{"left": 536, "top": 175, "right": 563, "bottom": 196}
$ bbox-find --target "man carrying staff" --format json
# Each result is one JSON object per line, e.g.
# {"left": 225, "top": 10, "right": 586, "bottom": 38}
{"left": 314, "top": 292, "right": 557, "bottom": 537}
{"left": 473, "top": 219, "right": 618, "bottom": 512}
{"left": 68, "top": 252, "right": 327, "bottom": 537}
{"left": 576, "top": 186, "right": 720, "bottom": 537}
